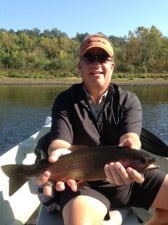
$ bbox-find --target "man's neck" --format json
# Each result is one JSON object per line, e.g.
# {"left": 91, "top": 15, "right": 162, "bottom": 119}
{"left": 83, "top": 85, "right": 109, "bottom": 105}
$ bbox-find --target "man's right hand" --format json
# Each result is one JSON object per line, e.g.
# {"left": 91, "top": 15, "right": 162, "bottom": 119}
{"left": 35, "top": 148, "right": 78, "bottom": 197}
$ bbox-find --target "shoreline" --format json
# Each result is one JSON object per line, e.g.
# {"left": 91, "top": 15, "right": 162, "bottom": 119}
{"left": 1, "top": 77, "right": 168, "bottom": 86}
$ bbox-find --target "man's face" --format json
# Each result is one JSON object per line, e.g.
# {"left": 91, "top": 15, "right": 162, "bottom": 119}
{"left": 78, "top": 48, "right": 115, "bottom": 90}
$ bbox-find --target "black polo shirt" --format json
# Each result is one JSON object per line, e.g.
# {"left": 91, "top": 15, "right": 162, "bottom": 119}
{"left": 50, "top": 83, "right": 142, "bottom": 146}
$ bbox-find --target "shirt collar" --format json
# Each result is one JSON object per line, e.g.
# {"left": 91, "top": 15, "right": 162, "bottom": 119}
{"left": 83, "top": 86, "right": 108, "bottom": 105}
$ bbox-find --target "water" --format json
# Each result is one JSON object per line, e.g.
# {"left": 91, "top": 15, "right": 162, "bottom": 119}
{"left": 0, "top": 84, "right": 168, "bottom": 155}
{"left": 127, "top": 85, "right": 168, "bottom": 142}
{"left": 0, "top": 85, "right": 68, "bottom": 154}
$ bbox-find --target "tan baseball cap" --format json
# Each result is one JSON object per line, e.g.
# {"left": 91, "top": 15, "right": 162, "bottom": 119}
{"left": 80, "top": 34, "right": 114, "bottom": 57}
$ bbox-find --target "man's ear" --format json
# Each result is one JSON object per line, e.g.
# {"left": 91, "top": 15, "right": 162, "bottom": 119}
{"left": 111, "top": 62, "right": 115, "bottom": 70}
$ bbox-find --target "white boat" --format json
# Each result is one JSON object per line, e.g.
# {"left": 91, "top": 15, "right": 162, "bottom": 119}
{"left": 0, "top": 117, "right": 167, "bottom": 225}
{"left": 0, "top": 119, "right": 49, "bottom": 225}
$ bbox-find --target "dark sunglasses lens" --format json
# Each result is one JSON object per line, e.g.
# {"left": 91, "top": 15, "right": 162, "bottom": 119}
{"left": 88, "top": 56, "right": 98, "bottom": 63}
{"left": 98, "top": 55, "right": 107, "bottom": 63}
{"left": 83, "top": 55, "right": 108, "bottom": 63}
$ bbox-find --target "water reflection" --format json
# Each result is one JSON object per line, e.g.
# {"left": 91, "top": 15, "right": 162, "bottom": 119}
{"left": 0, "top": 84, "right": 167, "bottom": 154}
{"left": 124, "top": 85, "right": 168, "bottom": 105}
{"left": 0, "top": 85, "right": 69, "bottom": 106}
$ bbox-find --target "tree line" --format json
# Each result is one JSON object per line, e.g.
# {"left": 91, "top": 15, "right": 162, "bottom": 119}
{"left": 0, "top": 26, "right": 168, "bottom": 78}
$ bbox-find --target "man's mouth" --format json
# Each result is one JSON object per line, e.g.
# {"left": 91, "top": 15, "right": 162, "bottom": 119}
{"left": 90, "top": 71, "right": 104, "bottom": 76}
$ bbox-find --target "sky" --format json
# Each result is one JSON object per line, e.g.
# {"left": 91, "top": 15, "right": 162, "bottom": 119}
{"left": 0, "top": 0, "right": 168, "bottom": 38}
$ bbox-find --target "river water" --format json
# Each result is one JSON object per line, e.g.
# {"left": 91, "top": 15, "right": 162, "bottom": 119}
{"left": 0, "top": 84, "right": 168, "bottom": 155}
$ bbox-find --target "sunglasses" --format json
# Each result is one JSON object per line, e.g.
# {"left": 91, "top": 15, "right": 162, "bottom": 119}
{"left": 81, "top": 54, "right": 112, "bottom": 64}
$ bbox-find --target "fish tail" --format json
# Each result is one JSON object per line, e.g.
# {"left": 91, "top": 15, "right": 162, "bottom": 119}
{"left": 1, "top": 164, "right": 29, "bottom": 196}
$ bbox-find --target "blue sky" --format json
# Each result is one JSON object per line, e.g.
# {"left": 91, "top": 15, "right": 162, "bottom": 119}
{"left": 0, "top": 0, "right": 168, "bottom": 38}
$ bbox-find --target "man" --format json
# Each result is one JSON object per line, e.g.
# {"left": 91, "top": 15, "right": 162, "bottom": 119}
{"left": 36, "top": 34, "right": 168, "bottom": 225}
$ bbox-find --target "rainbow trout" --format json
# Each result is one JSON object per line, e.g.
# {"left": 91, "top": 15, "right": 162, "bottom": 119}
{"left": 1, "top": 145, "right": 158, "bottom": 196}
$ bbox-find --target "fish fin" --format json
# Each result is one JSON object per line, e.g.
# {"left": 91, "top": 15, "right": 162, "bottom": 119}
{"left": 144, "top": 165, "right": 160, "bottom": 172}
{"left": 76, "top": 180, "right": 86, "bottom": 189}
{"left": 1, "top": 164, "right": 29, "bottom": 196}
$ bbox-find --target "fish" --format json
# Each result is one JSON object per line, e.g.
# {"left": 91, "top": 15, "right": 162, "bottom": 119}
{"left": 1, "top": 145, "right": 158, "bottom": 196}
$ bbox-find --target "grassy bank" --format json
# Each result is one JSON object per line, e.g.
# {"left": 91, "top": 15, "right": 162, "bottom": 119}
{"left": 1, "top": 77, "right": 168, "bottom": 86}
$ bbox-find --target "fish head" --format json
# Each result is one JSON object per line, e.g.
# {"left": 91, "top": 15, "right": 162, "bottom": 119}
{"left": 121, "top": 150, "right": 157, "bottom": 172}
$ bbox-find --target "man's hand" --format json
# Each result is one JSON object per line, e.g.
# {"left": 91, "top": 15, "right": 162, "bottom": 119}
{"left": 119, "top": 132, "right": 141, "bottom": 150}
{"left": 35, "top": 148, "right": 78, "bottom": 197}
{"left": 104, "top": 132, "right": 144, "bottom": 186}
{"left": 104, "top": 162, "right": 145, "bottom": 185}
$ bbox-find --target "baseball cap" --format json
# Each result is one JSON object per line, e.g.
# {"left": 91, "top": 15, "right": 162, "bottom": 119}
{"left": 79, "top": 34, "right": 114, "bottom": 57}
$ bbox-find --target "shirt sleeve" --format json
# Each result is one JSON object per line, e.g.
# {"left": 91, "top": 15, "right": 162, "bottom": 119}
{"left": 119, "top": 91, "right": 142, "bottom": 136}
{"left": 50, "top": 94, "right": 73, "bottom": 144}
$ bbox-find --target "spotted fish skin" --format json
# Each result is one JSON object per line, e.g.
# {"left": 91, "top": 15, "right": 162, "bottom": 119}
{"left": 1, "top": 145, "right": 157, "bottom": 196}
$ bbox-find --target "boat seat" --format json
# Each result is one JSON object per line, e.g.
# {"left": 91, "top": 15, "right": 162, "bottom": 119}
{"left": 37, "top": 205, "right": 139, "bottom": 225}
